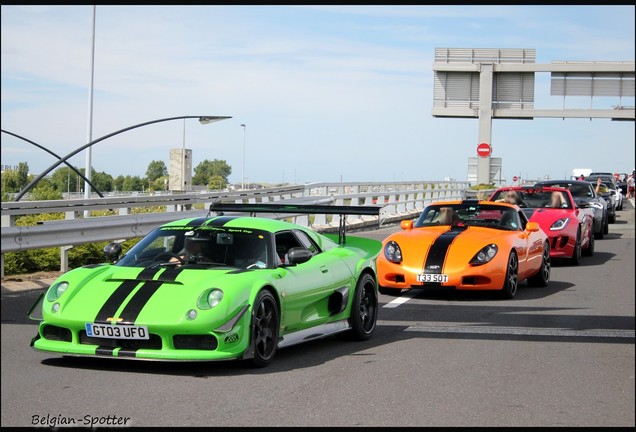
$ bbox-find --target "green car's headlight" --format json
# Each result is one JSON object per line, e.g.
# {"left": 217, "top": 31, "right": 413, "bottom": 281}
{"left": 469, "top": 244, "right": 498, "bottom": 266}
{"left": 46, "top": 281, "right": 69, "bottom": 302}
{"left": 197, "top": 288, "right": 224, "bottom": 310}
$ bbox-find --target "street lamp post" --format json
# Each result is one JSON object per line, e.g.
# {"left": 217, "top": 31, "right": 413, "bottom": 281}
{"left": 14, "top": 115, "right": 231, "bottom": 201}
{"left": 84, "top": 5, "right": 96, "bottom": 211}
{"left": 240, "top": 124, "right": 246, "bottom": 190}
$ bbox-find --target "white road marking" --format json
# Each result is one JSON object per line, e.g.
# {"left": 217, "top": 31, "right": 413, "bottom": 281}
{"left": 382, "top": 289, "right": 420, "bottom": 308}
{"left": 402, "top": 325, "right": 635, "bottom": 339}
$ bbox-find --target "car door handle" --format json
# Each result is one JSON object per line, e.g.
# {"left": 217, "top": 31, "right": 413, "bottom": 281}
{"left": 320, "top": 266, "right": 329, "bottom": 274}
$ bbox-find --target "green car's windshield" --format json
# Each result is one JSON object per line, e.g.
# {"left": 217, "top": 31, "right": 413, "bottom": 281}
{"left": 116, "top": 226, "right": 272, "bottom": 269}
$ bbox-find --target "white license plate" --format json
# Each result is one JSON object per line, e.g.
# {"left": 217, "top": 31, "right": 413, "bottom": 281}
{"left": 85, "top": 323, "right": 149, "bottom": 340}
{"left": 417, "top": 273, "right": 448, "bottom": 283}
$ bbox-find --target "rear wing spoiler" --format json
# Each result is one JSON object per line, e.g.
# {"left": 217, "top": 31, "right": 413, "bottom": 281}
{"left": 209, "top": 202, "right": 384, "bottom": 244}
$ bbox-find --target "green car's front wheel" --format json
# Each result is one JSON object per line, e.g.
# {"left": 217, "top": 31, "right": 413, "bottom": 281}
{"left": 346, "top": 273, "right": 378, "bottom": 340}
{"left": 249, "top": 290, "right": 280, "bottom": 368}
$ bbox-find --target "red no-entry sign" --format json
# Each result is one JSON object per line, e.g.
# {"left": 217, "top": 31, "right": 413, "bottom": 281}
{"left": 477, "top": 142, "right": 491, "bottom": 157}
{"left": 513, "top": 176, "right": 519, "bottom": 182}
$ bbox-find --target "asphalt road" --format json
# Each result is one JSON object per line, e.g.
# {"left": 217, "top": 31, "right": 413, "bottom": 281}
{"left": 2, "top": 203, "right": 634, "bottom": 427}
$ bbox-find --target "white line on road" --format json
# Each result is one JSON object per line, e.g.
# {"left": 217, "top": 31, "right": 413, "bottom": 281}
{"left": 403, "top": 325, "right": 634, "bottom": 339}
{"left": 382, "top": 289, "right": 420, "bottom": 308}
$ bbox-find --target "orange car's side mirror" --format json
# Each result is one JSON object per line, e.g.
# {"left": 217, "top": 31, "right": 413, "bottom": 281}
{"left": 401, "top": 219, "right": 414, "bottom": 230}
{"left": 525, "top": 221, "right": 540, "bottom": 232}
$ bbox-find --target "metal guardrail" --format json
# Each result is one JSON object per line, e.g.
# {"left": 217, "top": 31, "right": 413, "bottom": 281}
{"left": 1, "top": 180, "right": 471, "bottom": 276}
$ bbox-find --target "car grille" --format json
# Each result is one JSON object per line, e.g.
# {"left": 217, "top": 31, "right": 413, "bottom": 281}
{"left": 173, "top": 335, "right": 218, "bottom": 350}
{"left": 550, "top": 236, "right": 570, "bottom": 250}
{"left": 42, "top": 325, "right": 72, "bottom": 342}
{"left": 79, "top": 331, "right": 162, "bottom": 350}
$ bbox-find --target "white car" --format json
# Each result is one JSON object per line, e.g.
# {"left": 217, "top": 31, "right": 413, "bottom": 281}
{"left": 612, "top": 183, "right": 624, "bottom": 210}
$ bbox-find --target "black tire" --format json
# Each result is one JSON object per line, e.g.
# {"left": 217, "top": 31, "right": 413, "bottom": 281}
{"left": 569, "top": 229, "right": 581, "bottom": 265}
{"left": 248, "top": 290, "right": 279, "bottom": 368}
{"left": 345, "top": 273, "right": 378, "bottom": 340}
{"left": 595, "top": 216, "right": 605, "bottom": 239}
{"left": 528, "top": 242, "right": 550, "bottom": 287}
{"left": 499, "top": 251, "right": 519, "bottom": 299}
{"left": 379, "top": 286, "right": 402, "bottom": 296}
{"left": 583, "top": 226, "right": 595, "bottom": 257}
{"left": 603, "top": 213, "right": 609, "bottom": 234}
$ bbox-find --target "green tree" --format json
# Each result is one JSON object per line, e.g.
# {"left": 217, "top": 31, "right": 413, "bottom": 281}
{"left": 1, "top": 169, "right": 21, "bottom": 193}
{"left": 113, "top": 175, "right": 125, "bottom": 192}
{"left": 15, "top": 162, "right": 30, "bottom": 190}
{"left": 149, "top": 176, "right": 168, "bottom": 192}
{"left": 121, "top": 175, "right": 146, "bottom": 191}
{"left": 92, "top": 170, "right": 114, "bottom": 192}
{"left": 208, "top": 174, "right": 227, "bottom": 191}
{"left": 31, "top": 179, "right": 63, "bottom": 200}
{"left": 50, "top": 167, "right": 81, "bottom": 194}
{"left": 146, "top": 160, "right": 167, "bottom": 182}
{"left": 193, "top": 159, "right": 231, "bottom": 186}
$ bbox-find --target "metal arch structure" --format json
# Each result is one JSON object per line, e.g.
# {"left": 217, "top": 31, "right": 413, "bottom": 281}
{"left": 1, "top": 129, "right": 104, "bottom": 198}
{"left": 432, "top": 48, "right": 635, "bottom": 185}
{"left": 13, "top": 115, "right": 231, "bottom": 201}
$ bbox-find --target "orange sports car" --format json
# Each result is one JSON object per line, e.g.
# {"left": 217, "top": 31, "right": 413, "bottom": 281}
{"left": 377, "top": 199, "right": 550, "bottom": 299}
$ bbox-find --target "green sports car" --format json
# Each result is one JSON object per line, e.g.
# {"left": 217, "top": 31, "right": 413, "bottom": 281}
{"left": 28, "top": 203, "right": 383, "bottom": 367}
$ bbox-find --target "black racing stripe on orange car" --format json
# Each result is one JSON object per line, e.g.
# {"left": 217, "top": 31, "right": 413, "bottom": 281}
{"left": 93, "top": 268, "right": 162, "bottom": 323}
{"left": 95, "top": 346, "right": 116, "bottom": 356}
{"left": 118, "top": 280, "right": 163, "bottom": 323}
{"left": 423, "top": 226, "right": 468, "bottom": 273}
{"left": 207, "top": 216, "right": 238, "bottom": 226}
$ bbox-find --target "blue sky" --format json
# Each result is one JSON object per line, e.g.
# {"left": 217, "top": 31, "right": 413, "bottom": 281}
{"left": 1, "top": 5, "right": 634, "bottom": 186}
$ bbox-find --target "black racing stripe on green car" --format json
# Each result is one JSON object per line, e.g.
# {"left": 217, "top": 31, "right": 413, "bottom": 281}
{"left": 207, "top": 216, "right": 238, "bottom": 226}
{"left": 157, "top": 267, "right": 184, "bottom": 281}
{"left": 94, "top": 279, "right": 140, "bottom": 324}
{"left": 93, "top": 267, "right": 162, "bottom": 323}
{"left": 186, "top": 217, "right": 209, "bottom": 227}
{"left": 116, "top": 349, "right": 137, "bottom": 357}
{"left": 96, "top": 346, "right": 116, "bottom": 356}
{"left": 118, "top": 266, "right": 183, "bottom": 322}
{"left": 137, "top": 266, "right": 163, "bottom": 280}
{"left": 423, "top": 226, "right": 468, "bottom": 273}
{"left": 118, "top": 280, "right": 163, "bottom": 323}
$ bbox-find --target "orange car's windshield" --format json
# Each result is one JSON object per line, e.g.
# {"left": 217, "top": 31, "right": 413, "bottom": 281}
{"left": 415, "top": 204, "right": 521, "bottom": 231}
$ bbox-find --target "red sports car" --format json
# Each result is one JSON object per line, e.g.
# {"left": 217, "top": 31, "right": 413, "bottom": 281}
{"left": 489, "top": 186, "right": 595, "bottom": 264}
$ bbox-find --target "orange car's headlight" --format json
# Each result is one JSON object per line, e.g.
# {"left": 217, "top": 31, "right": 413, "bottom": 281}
{"left": 384, "top": 241, "right": 402, "bottom": 263}
{"left": 469, "top": 244, "right": 498, "bottom": 266}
